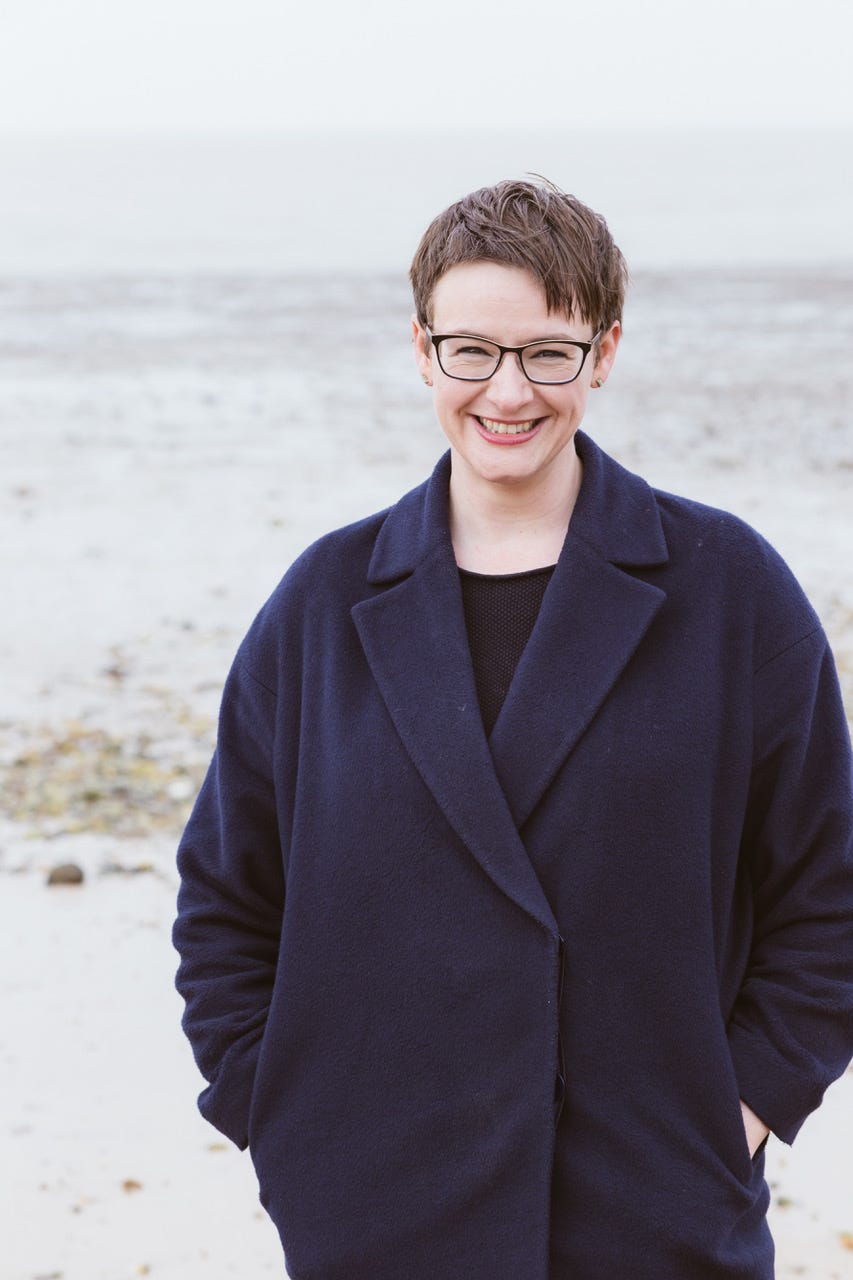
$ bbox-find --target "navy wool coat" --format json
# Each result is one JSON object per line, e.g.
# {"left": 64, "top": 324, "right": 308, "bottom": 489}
{"left": 174, "top": 432, "right": 853, "bottom": 1280}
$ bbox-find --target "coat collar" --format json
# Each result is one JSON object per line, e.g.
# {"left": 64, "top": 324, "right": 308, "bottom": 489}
{"left": 365, "top": 432, "right": 669, "bottom": 585}
{"left": 352, "top": 433, "right": 668, "bottom": 933}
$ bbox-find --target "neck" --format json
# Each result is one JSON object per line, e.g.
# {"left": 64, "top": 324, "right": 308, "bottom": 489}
{"left": 448, "top": 445, "right": 582, "bottom": 574}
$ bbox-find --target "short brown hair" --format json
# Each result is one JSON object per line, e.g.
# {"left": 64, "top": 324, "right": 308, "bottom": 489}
{"left": 409, "top": 177, "right": 628, "bottom": 335}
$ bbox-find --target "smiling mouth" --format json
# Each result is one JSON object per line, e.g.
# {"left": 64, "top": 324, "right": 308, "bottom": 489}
{"left": 477, "top": 416, "right": 540, "bottom": 436}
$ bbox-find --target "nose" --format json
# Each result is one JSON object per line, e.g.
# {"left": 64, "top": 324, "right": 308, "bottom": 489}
{"left": 486, "top": 350, "right": 533, "bottom": 412}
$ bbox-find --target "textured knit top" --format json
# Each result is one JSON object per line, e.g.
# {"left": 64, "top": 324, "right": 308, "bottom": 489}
{"left": 459, "top": 565, "right": 556, "bottom": 736}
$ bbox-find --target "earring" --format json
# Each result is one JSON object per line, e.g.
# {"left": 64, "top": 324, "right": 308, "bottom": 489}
{"left": 422, "top": 374, "right": 433, "bottom": 386}
{"left": 594, "top": 377, "right": 604, "bottom": 388}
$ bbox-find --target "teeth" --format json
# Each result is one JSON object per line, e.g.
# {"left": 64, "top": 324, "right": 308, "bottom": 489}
{"left": 479, "top": 417, "right": 537, "bottom": 436}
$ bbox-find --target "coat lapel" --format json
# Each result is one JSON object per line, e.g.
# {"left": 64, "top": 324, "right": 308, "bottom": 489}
{"left": 352, "top": 436, "right": 669, "bottom": 926}
{"left": 489, "top": 434, "right": 668, "bottom": 829}
{"left": 351, "top": 455, "right": 558, "bottom": 935}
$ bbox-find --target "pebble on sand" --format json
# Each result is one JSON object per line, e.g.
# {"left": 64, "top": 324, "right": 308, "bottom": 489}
{"left": 46, "top": 862, "right": 84, "bottom": 886}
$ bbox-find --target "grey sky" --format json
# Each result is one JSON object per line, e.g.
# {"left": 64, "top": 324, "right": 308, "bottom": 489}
{"left": 1, "top": 0, "right": 852, "bottom": 134}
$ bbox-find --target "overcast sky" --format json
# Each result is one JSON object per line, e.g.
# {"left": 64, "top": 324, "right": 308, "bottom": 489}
{"left": 2, "top": 0, "right": 852, "bottom": 134}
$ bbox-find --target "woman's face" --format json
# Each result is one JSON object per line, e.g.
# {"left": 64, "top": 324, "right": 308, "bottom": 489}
{"left": 413, "top": 261, "right": 620, "bottom": 493}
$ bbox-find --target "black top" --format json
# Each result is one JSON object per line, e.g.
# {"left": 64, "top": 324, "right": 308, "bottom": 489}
{"left": 459, "top": 564, "right": 556, "bottom": 736}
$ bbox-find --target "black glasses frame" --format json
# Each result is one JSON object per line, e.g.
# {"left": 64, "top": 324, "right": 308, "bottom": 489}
{"left": 425, "top": 327, "right": 601, "bottom": 385}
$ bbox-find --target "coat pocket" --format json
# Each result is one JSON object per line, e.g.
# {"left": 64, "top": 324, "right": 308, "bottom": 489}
{"left": 716, "top": 1034, "right": 761, "bottom": 1187}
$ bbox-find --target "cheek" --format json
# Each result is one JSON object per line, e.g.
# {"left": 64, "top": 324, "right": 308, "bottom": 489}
{"left": 434, "top": 384, "right": 473, "bottom": 421}
{"left": 562, "top": 387, "right": 589, "bottom": 418}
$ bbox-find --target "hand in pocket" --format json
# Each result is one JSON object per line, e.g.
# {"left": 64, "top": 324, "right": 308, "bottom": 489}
{"left": 740, "top": 1099, "right": 770, "bottom": 1158}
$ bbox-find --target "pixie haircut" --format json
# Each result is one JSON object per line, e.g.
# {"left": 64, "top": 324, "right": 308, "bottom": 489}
{"left": 409, "top": 177, "right": 628, "bottom": 337}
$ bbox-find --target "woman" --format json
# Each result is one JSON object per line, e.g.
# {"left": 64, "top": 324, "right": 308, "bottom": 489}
{"left": 173, "top": 179, "right": 853, "bottom": 1279}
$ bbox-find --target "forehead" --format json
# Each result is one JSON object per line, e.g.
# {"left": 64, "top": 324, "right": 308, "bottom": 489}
{"left": 430, "top": 260, "right": 584, "bottom": 337}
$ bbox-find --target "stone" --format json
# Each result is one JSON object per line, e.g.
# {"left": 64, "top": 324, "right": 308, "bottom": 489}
{"left": 46, "top": 862, "right": 85, "bottom": 886}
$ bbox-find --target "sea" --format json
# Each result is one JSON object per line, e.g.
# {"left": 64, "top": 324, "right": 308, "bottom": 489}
{"left": 1, "top": 127, "right": 852, "bottom": 273}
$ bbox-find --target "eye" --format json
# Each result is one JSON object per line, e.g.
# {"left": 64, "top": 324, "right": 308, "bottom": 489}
{"left": 446, "top": 339, "right": 495, "bottom": 358}
{"left": 529, "top": 345, "right": 575, "bottom": 362}
{"left": 524, "top": 342, "right": 585, "bottom": 375}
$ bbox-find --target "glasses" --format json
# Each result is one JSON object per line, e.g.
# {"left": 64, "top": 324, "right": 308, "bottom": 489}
{"left": 426, "top": 327, "right": 600, "bottom": 385}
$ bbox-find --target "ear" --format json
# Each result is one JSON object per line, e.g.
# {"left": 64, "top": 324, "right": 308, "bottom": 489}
{"left": 412, "top": 314, "right": 433, "bottom": 383}
{"left": 593, "top": 321, "right": 621, "bottom": 383}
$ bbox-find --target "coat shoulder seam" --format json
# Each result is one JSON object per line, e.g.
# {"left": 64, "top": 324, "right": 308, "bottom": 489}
{"left": 235, "top": 658, "right": 278, "bottom": 698}
{"left": 753, "top": 624, "right": 824, "bottom": 678}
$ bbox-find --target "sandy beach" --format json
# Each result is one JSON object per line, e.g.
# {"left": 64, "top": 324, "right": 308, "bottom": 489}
{"left": 2, "top": 267, "right": 852, "bottom": 1278}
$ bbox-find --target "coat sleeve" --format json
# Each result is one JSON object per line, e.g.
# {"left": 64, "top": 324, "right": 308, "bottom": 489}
{"left": 172, "top": 652, "right": 285, "bottom": 1150}
{"left": 728, "top": 624, "right": 853, "bottom": 1144}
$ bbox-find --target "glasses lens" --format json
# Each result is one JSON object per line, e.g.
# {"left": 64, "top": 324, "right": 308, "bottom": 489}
{"left": 436, "top": 336, "right": 501, "bottom": 380}
{"left": 520, "top": 341, "right": 586, "bottom": 384}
